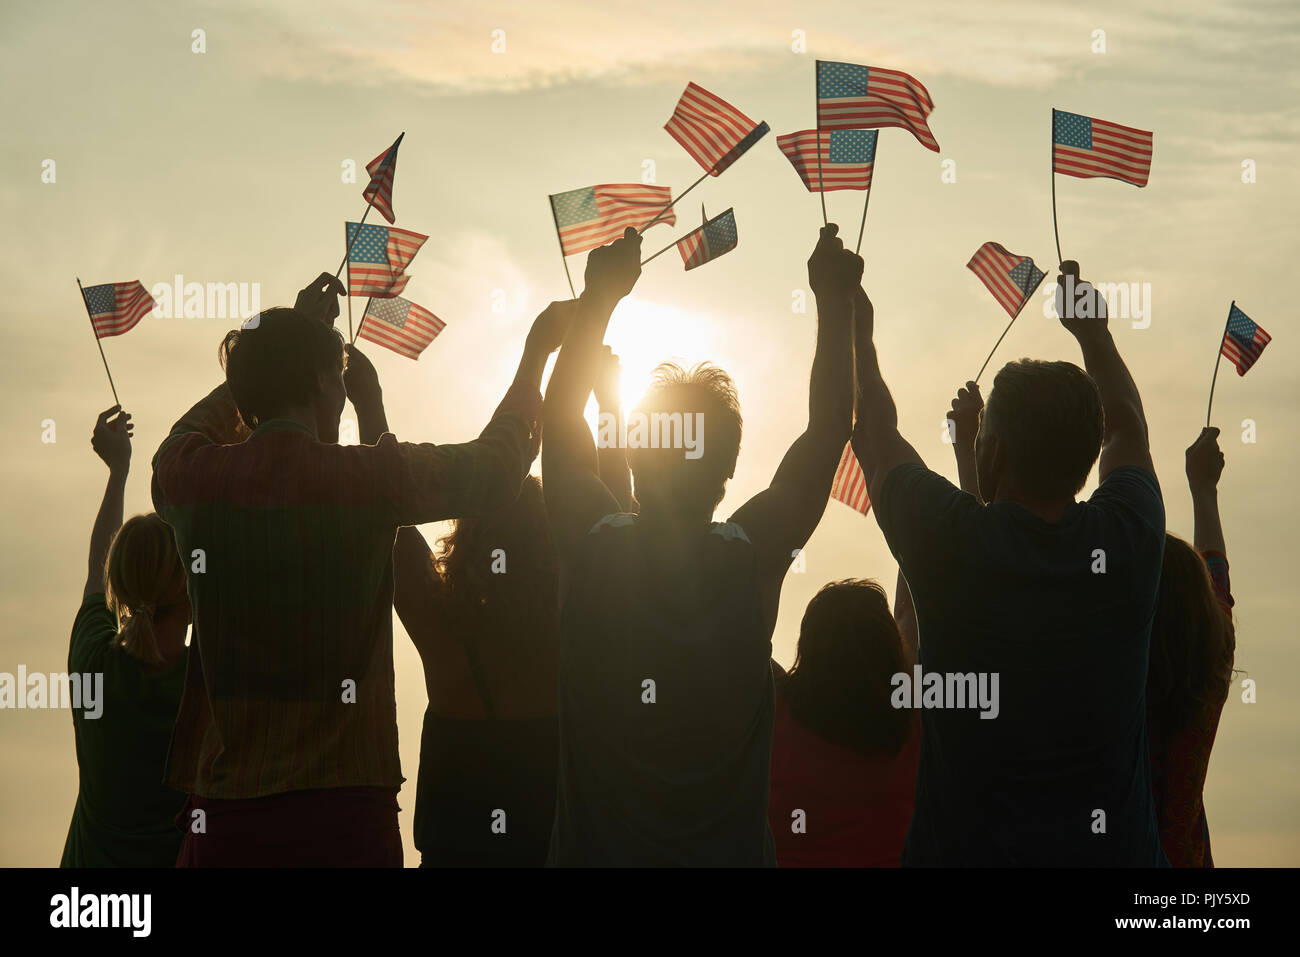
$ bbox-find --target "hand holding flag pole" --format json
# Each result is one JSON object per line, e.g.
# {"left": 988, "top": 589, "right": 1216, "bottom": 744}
{"left": 76, "top": 278, "right": 121, "bottom": 405}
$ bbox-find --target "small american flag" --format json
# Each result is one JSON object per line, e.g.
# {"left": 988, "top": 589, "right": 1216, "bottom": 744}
{"left": 816, "top": 61, "right": 939, "bottom": 152}
{"left": 664, "top": 82, "right": 768, "bottom": 175}
{"left": 359, "top": 296, "right": 445, "bottom": 360}
{"left": 677, "top": 208, "right": 737, "bottom": 271}
{"left": 551, "top": 184, "right": 675, "bottom": 257}
{"left": 81, "top": 280, "right": 156, "bottom": 338}
{"left": 967, "top": 242, "right": 1046, "bottom": 319}
{"left": 777, "top": 129, "right": 876, "bottom": 192}
{"left": 346, "top": 221, "right": 427, "bottom": 297}
{"left": 1220, "top": 303, "right": 1271, "bottom": 376}
{"left": 1053, "top": 110, "right": 1152, "bottom": 187}
{"left": 831, "top": 443, "right": 871, "bottom": 515}
{"left": 363, "top": 133, "right": 403, "bottom": 223}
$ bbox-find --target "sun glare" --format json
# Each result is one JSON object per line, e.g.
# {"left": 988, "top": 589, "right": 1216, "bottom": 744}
{"left": 605, "top": 298, "right": 724, "bottom": 411}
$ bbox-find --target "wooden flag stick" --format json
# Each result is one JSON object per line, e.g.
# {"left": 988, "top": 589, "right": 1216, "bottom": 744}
{"left": 1205, "top": 302, "right": 1232, "bottom": 427}
{"left": 352, "top": 298, "right": 374, "bottom": 346}
{"left": 974, "top": 289, "right": 1039, "bottom": 384}
{"left": 1050, "top": 108, "right": 1063, "bottom": 266}
{"left": 640, "top": 236, "right": 681, "bottom": 267}
{"left": 548, "top": 196, "right": 577, "bottom": 298}
{"left": 639, "top": 171, "right": 710, "bottom": 236}
{"left": 344, "top": 223, "right": 354, "bottom": 340}
{"left": 76, "top": 278, "right": 121, "bottom": 405}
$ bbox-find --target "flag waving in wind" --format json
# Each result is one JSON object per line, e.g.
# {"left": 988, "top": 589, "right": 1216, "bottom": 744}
{"left": 1053, "top": 110, "right": 1152, "bottom": 187}
{"left": 363, "top": 133, "right": 403, "bottom": 223}
{"left": 551, "top": 184, "right": 675, "bottom": 256}
{"left": 1220, "top": 304, "right": 1271, "bottom": 375}
{"left": 346, "top": 221, "right": 427, "bottom": 297}
{"left": 358, "top": 296, "right": 445, "bottom": 360}
{"left": 831, "top": 443, "right": 871, "bottom": 515}
{"left": 816, "top": 61, "right": 939, "bottom": 152}
{"left": 967, "top": 242, "right": 1047, "bottom": 319}
{"left": 664, "top": 82, "right": 770, "bottom": 175}
{"left": 677, "top": 208, "right": 738, "bottom": 271}
{"left": 81, "top": 280, "right": 156, "bottom": 338}
{"left": 777, "top": 129, "right": 877, "bottom": 192}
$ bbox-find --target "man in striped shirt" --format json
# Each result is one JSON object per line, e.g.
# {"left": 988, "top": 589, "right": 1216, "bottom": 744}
{"left": 151, "top": 274, "right": 541, "bottom": 866}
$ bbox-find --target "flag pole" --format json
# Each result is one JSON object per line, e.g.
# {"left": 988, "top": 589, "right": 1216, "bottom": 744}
{"left": 352, "top": 298, "right": 373, "bottom": 346}
{"left": 639, "top": 237, "right": 679, "bottom": 267}
{"left": 815, "top": 63, "right": 828, "bottom": 225}
{"left": 974, "top": 294, "right": 1035, "bottom": 385}
{"left": 548, "top": 196, "right": 577, "bottom": 298}
{"left": 344, "top": 223, "right": 354, "bottom": 340}
{"left": 1205, "top": 302, "right": 1232, "bottom": 427}
{"left": 76, "top": 278, "right": 121, "bottom": 405}
{"left": 1050, "top": 108, "right": 1063, "bottom": 266}
{"left": 639, "top": 171, "right": 709, "bottom": 236}
{"left": 854, "top": 142, "right": 877, "bottom": 255}
{"left": 336, "top": 200, "right": 376, "bottom": 280}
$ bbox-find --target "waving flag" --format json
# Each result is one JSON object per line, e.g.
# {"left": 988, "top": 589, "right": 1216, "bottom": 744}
{"left": 346, "top": 222, "right": 426, "bottom": 297}
{"left": 777, "top": 129, "right": 877, "bottom": 192}
{"left": 831, "top": 443, "right": 871, "bottom": 515}
{"left": 1220, "top": 304, "right": 1271, "bottom": 376}
{"left": 677, "top": 208, "right": 737, "bottom": 271}
{"left": 816, "top": 61, "right": 939, "bottom": 152}
{"left": 665, "top": 83, "right": 769, "bottom": 175}
{"left": 1053, "top": 110, "right": 1152, "bottom": 187}
{"left": 550, "top": 184, "right": 675, "bottom": 257}
{"left": 81, "top": 280, "right": 156, "bottom": 338}
{"left": 363, "top": 133, "right": 403, "bottom": 223}
{"left": 967, "top": 243, "right": 1046, "bottom": 319}
{"left": 359, "top": 296, "right": 445, "bottom": 360}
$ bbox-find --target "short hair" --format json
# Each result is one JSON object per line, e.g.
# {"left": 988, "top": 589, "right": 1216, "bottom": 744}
{"left": 983, "top": 359, "right": 1103, "bottom": 499}
{"left": 105, "top": 513, "right": 187, "bottom": 665}
{"left": 219, "top": 308, "right": 345, "bottom": 428}
{"left": 630, "top": 362, "right": 742, "bottom": 509}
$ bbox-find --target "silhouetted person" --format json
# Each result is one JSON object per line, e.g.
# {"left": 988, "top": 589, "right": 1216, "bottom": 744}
{"left": 852, "top": 262, "right": 1167, "bottom": 865}
{"left": 61, "top": 407, "right": 191, "bottom": 867}
{"left": 541, "top": 225, "right": 858, "bottom": 866}
{"left": 150, "top": 274, "right": 540, "bottom": 866}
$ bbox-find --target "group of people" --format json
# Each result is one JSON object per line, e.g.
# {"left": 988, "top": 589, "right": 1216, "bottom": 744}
{"left": 61, "top": 224, "right": 1236, "bottom": 867}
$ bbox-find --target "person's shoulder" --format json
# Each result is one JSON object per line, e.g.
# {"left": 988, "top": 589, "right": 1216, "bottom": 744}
{"left": 1087, "top": 466, "right": 1165, "bottom": 521}
{"left": 70, "top": 593, "right": 117, "bottom": 670}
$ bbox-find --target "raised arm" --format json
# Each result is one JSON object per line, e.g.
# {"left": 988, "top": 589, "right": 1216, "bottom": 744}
{"left": 542, "top": 228, "right": 642, "bottom": 564}
{"left": 593, "top": 345, "right": 635, "bottom": 513}
{"left": 1186, "top": 427, "right": 1226, "bottom": 555}
{"left": 83, "top": 407, "right": 132, "bottom": 600}
{"left": 945, "top": 381, "right": 983, "bottom": 501}
{"left": 1056, "top": 261, "right": 1153, "bottom": 479}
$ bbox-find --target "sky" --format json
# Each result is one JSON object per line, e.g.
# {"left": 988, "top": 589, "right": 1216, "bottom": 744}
{"left": 0, "top": 0, "right": 1296, "bottom": 866}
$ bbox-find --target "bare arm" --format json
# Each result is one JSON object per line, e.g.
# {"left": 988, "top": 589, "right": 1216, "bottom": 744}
{"left": 83, "top": 407, "right": 132, "bottom": 600}
{"left": 594, "top": 346, "right": 635, "bottom": 513}
{"left": 945, "top": 380, "right": 984, "bottom": 501}
{"left": 393, "top": 526, "right": 442, "bottom": 658}
{"left": 893, "top": 569, "right": 918, "bottom": 664}
{"left": 1186, "top": 427, "right": 1226, "bottom": 555}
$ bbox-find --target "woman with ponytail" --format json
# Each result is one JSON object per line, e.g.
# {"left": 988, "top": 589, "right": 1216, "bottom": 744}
{"left": 61, "top": 407, "right": 191, "bottom": 867}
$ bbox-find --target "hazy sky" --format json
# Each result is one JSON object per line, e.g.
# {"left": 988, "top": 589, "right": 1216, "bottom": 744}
{"left": 1, "top": 0, "right": 1296, "bottom": 866}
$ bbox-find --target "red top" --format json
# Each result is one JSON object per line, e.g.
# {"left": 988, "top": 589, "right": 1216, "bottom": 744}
{"left": 768, "top": 687, "right": 920, "bottom": 867}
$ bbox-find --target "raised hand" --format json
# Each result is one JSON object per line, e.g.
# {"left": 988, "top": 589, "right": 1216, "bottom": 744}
{"left": 526, "top": 300, "right": 580, "bottom": 355}
{"left": 808, "top": 224, "right": 864, "bottom": 302}
{"left": 584, "top": 227, "right": 642, "bottom": 304}
{"left": 295, "top": 272, "right": 348, "bottom": 326}
{"left": 1055, "top": 260, "right": 1109, "bottom": 339}
{"left": 343, "top": 343, "right": 382, "bottom": 410}
{"left": 1186, "top": 427, "right": 1225, "bottom": 495}
{"left": 946, "top": 380, "right": 983, "bottom": 448}
{"left": 91, "top": 406, "right": 132, "bottom": 474}
{"left": 593, "top": 345, "right": 623, "bottom": 410}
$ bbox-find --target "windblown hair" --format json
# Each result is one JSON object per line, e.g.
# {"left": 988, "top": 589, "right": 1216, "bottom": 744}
{"left": 984, "top": 359, "right": 1104, "bottom": 499}
{"left": 218, "top": 307, "right": 345, "bottom": 428}
{"left": 105, "top": 514, "right": 187, "bottom": 665}
{"left": 1147, "top": 534, "right": 1236, "bottom": 734}
{"left": 781, "top": 579, "right": 912, "bottom": 756}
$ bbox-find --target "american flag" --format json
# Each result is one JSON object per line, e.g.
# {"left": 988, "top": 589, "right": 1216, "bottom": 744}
{"left": 359, "top": 296, "right": 445, "bottom": 360}
{"left": 81, "top": 280, "right": 156, "bottom": 338}
{"left": 550, "top": 184, "right": 675, "bottom": 257}
{"left": 664, "top": 82, "right": 769, "bottom": 175}
{"left": 1052, "top": 110, "right": 1152, "bottom": 187}
{"left": 346, "top": 221, "right": 427, "bottom": 297}
{"left": 816, "top": 61, "right": 939, "bottom": 152}
{"left": 831, "top": 443, "right": 871, "bottom": 515}
{"left": 777, "top": 129, "right": 877, "bottom": 192}
{"left": 677, "top": 208, "right": 737, "bottom": 271}
{"left": 966, "top": 242, "right": 1046, "bottom": 319}
{"left": 1220, "top": 303, "right": 1271, "bottom": 376}
{"left": 363, "top": 133, "right": 403, "bottom": 223}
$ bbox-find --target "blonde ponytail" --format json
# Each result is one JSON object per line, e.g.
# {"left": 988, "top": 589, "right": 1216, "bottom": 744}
{"left": 105, "top": 515, "right": 185, "bottom": 666}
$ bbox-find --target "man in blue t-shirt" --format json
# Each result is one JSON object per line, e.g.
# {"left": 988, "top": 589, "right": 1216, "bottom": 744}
{"left": 850, "top": 262, "right": 1167, "bottom": 866}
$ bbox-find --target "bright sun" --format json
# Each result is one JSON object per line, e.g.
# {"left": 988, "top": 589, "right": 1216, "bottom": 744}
{"left": 604, "top": 298, "right": 725, "bottom": 410}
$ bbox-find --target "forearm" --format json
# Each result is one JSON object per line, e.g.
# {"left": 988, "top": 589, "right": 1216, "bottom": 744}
{"left": 953, "top": 444, "right": 980, "bottom": 499}
{"left": 1075, "top": 329, "right": 1147, "bottom": 443}
{"left": 355, "top": 395, "right": 389, "bottom": 445}
{"left": 85, "top": 469, "right": 127, "bottom": 598}
{"left": 596, "top": 400, "right": 634, "bottom": 511}
{"left": 1191, "top": 488, "right": 1226, "bottom": 555}
{"left": 543, "top": 293, "right": 616, "bottom": 469}
{"left": 169, "top": 381, "right": 247, "bottom": 445}
{"left": 809, "top": 295, "right": 854, "bottom": 443}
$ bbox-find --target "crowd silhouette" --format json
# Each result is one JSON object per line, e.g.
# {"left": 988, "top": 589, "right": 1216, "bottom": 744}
{"left": 61, "top": 225, "right": 1235, "bottom": 867}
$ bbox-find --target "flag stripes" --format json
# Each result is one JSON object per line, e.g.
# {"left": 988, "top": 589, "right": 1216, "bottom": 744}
{"left": 664, "top": 82, "right": 762, "bottom": 174}
{"left": 551, "top": 184, "right": 675, "bottom": 257}
{"left": 830, "top": 443, "right": 871, "bottom": 515}
{"left": 1053, "top": 111, "right": 1153, "bottom": 187}
{"left": 359, "top": 296, "right": 445, "bottom": 360}
{"left": 817, "top": 61, "right": 939, "bottom": 152}
{"left": 82, "top": 280, "right": 156, "bottom": 338}
{"left": 966, "top": 242, "right": 1046, "bottom": 319}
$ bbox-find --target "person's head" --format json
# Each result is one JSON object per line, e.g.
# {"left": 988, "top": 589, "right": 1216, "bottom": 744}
{"left": 105, "top": 514, "right": 190, "bottom": 665}
{"left": 1148, "top": 533, "right": 1236, "bottom": 733}
{"left": 219, "top": 308, "right": 346, "bottom": 442}
{"left": 976, "top": 358, "right": 1103, "bottom": 504}
{"left": 628, "top": 362, "right": 742, "bottom": 518}
{"left": 782, "top": 579, "right": 912, "bottom": 756}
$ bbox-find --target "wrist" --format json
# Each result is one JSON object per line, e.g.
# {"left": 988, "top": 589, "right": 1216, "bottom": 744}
{"left": 107, "top": 463, "right": 130, "bottom": 480}
{"left": 1189, "top": 483, "right": 1218, "bottom": 500}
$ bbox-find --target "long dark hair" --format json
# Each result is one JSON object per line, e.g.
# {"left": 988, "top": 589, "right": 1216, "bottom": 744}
{"left": 781, "top": 579, "right": 912, "bottom": 756}
{"left": 1147, "top": 534, "right": 1236, "bottom": 734}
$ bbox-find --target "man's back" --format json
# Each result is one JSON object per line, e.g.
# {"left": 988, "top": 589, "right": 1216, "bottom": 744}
{"left": 548, "top": 515, "right": 776, "bottom": 867}
{"left": 875, "top": 463, "right": 1167, "bottom": 866}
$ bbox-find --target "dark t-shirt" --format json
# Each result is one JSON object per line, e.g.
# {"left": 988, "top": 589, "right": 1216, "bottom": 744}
{"left": 875, "top": 464, "right": 1167, "bottom": 866}
{"left": 61, "top": 593, "right": 187, "bottom": 867}
{"left": 549, "top": 515, "right": 776, "bottom": 867}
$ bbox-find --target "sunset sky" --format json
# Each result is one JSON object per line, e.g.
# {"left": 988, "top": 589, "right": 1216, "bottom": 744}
{"left": 1, "top": 0, "right": 1295, "bottom": 866}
